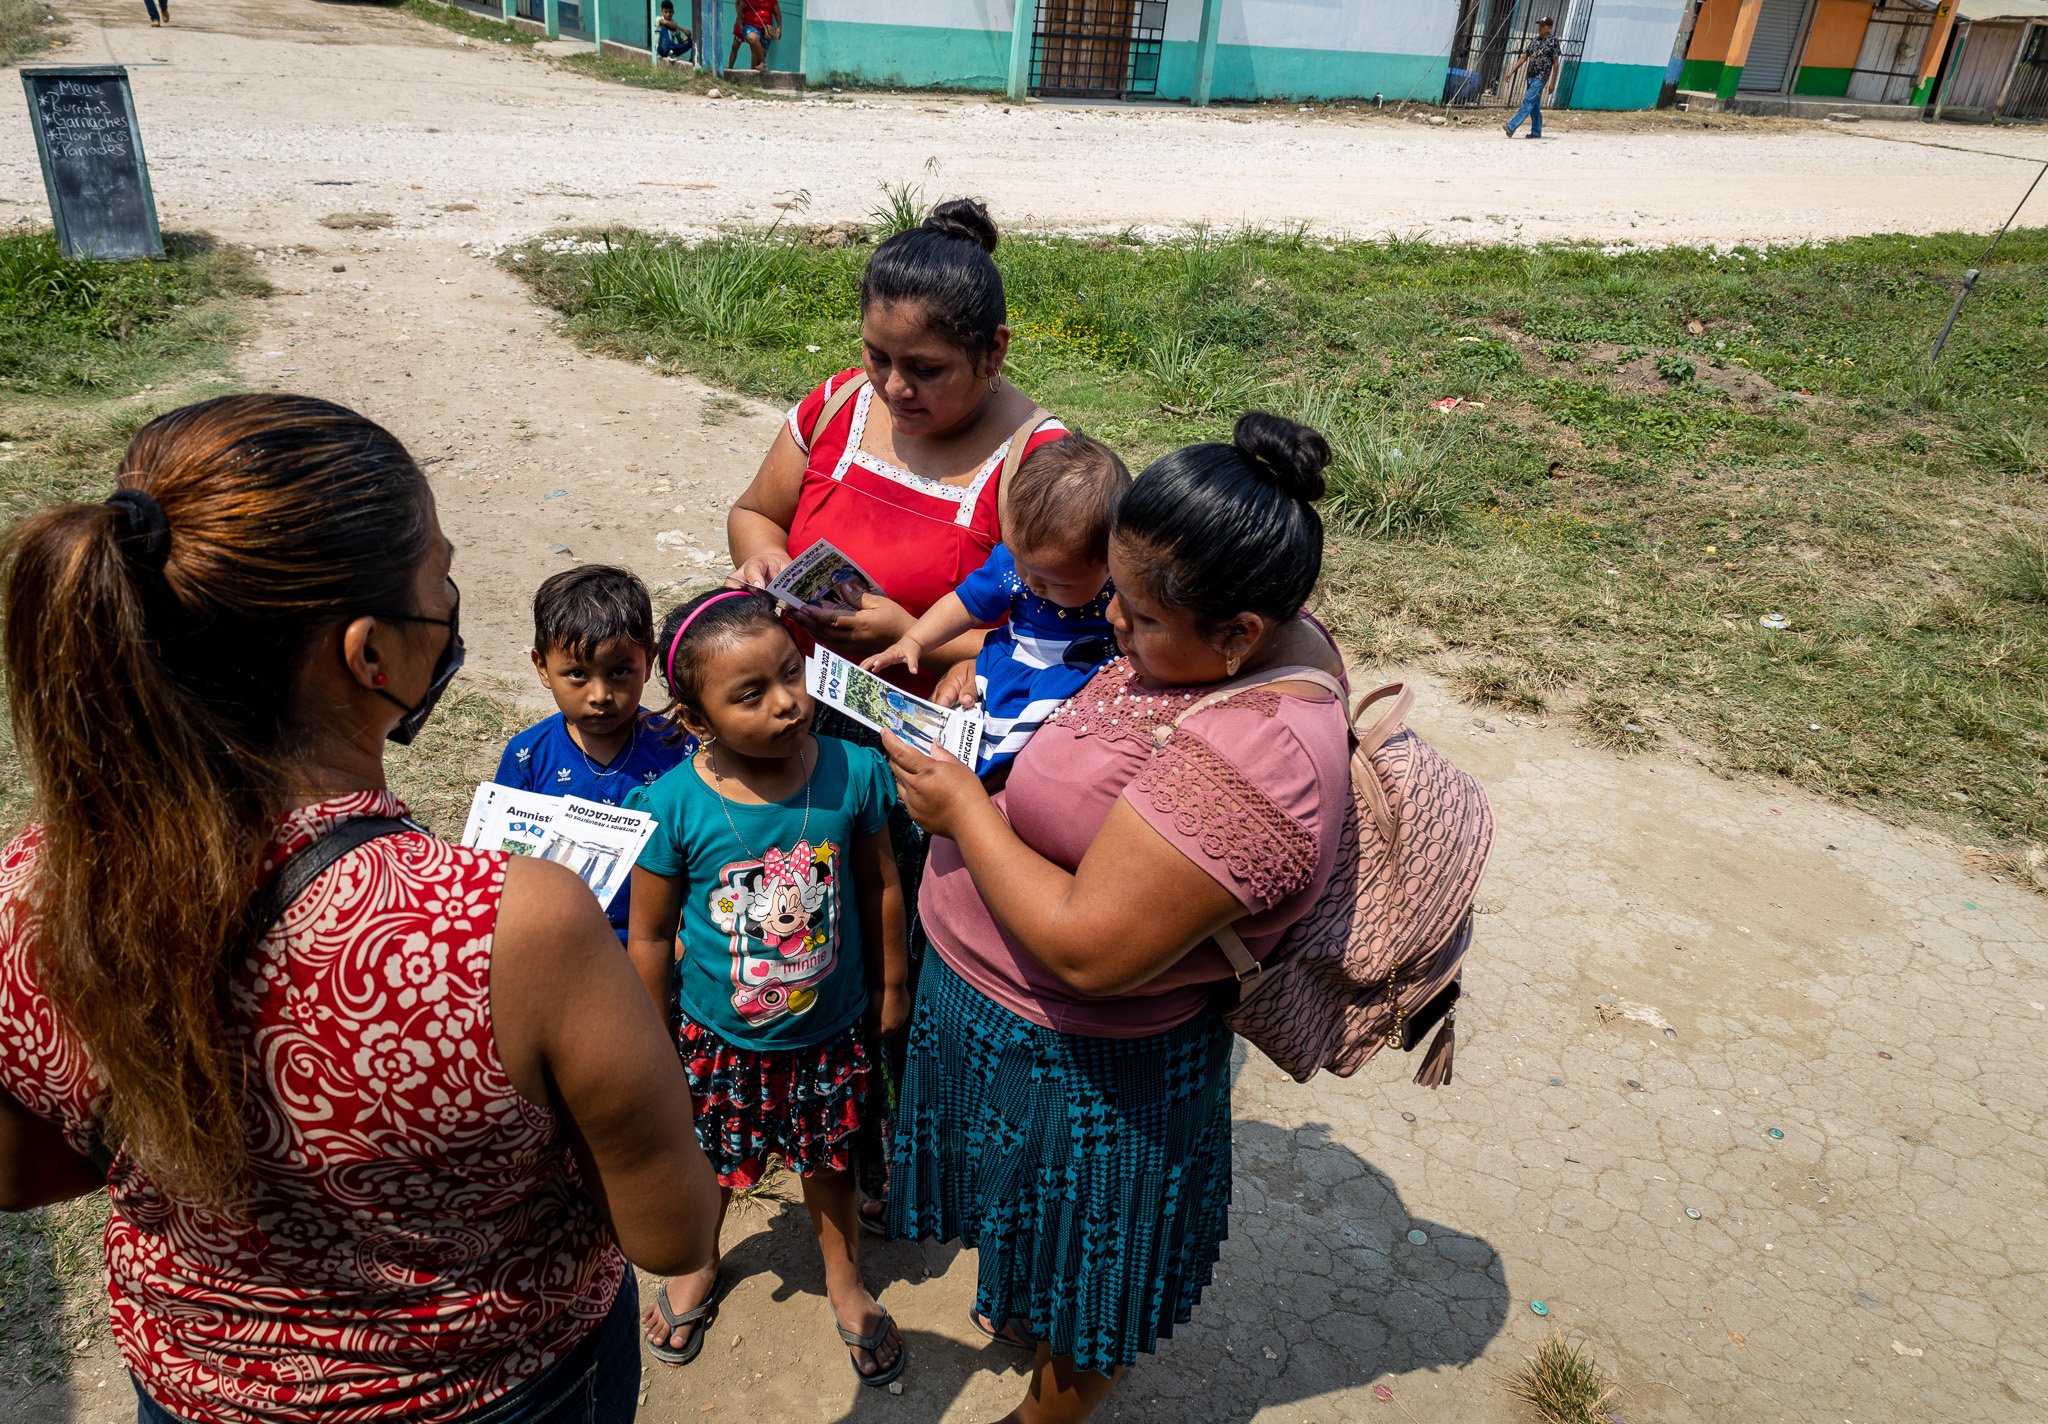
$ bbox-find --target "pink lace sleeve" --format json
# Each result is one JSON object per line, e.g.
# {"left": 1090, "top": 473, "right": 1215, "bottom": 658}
{"left": 1127, "top": 718, "right": 1322, "bottom": 912}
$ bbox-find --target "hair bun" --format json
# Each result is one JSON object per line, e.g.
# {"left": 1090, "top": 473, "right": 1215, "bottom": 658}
{"left": 1232, "top": 411, "right": 1330, "bottom": 503}
{"left": 923, "top": 197, "right": 999, "bottom": 254}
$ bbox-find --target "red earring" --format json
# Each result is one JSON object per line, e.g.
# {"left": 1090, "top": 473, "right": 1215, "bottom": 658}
{"left": 373, "top": 673, "right": 388, "bottom": 686}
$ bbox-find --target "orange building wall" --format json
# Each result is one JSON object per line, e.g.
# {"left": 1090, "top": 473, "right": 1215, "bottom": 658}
{"left": 1802, "top": 0, "right": 1873, "bottom": 69}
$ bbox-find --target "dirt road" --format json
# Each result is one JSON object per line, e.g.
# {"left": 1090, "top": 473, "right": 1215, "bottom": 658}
{"left": 5, "top": 3, "right": 2047, "bottom": 1423}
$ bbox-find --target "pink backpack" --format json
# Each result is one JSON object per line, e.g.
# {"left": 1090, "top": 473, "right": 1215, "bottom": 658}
{"left": 1155, "top": 672, "right": 1494, "bottom": 1085}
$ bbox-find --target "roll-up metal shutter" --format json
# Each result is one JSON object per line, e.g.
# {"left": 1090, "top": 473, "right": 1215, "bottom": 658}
{"left": 1739, "top": 0, "right": 1811, "bottom": 93}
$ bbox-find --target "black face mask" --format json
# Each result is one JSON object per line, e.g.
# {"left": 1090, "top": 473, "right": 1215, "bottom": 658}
{"left": 367, "top": 581, "right": 465, "bottom": 746}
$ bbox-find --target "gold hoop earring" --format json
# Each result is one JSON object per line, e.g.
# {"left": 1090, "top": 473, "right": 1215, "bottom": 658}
{"left": 988, "top": 376, "right": 999, "bottom": 393}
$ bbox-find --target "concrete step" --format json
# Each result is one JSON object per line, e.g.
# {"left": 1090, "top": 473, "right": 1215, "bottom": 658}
{"left": 719, "top": 67, "right": 804, "bottom": 92}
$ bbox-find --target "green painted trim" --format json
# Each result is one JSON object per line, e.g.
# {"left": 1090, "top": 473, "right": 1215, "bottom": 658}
{"left": 1792, "top": 65, "right": 1851, "bottom": 96}
{"left": 1204, "top": 42, "right": 1447, "bottom": 103}
{"left": 1910, "top": 74, "right": 1934, "bottom": 106}
{"left": 1193, "top": 0, "right": 1224, "bottom": 106}
{"left": 806, "top": 19, "right": 1008, "bottom": 91}
{"left": 1715, "top": 63, "right": 1743, "bottom": 99}
{"left": 1006, "top": 0, "right": 1031, "bottom": 100}
{"left": 543, "top": 0, "right": 560, "bottom": 40}
{"left": 1566, "top": 60, "right": 1665, "bottom": 111}
{"left": 1677, "top": 58, "right": 1724, "bottom": 92}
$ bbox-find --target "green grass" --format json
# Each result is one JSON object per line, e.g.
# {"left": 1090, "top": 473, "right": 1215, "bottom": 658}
{"left": 0, "top": 231, "right": 266, "bottom": 400}
{"left": 399, "top": 0, "right": 536, "bottom": 48}
{"left": 1, "top": 0, "right": 60, "bottom": 65}
{"left": 0, "top": 1194, "right": 109, "bottom": 1386}
{"left": 510, "top": 224, "right": 2048, "bottom": 882}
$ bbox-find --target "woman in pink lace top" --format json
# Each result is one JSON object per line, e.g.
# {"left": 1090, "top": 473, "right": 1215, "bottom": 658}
{"left": 883, "top": 413, "right": 1353, "bottom": 1423}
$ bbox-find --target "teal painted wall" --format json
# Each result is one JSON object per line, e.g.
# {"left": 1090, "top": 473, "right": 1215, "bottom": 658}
{"left": 1155, "top": 38, "right": 1200, "bottom": 101}
{"left": 805, "top": 18, "right": 1008, "bottom": 91}
{"left": 1568, "top": 59, "right": 1665, "bottom": 110}
{"left": 1204, "top": 42, "right": 1447, "bottom": 103}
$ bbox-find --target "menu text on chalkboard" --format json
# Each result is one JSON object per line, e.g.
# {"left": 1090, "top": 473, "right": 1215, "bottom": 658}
{"left": 21, "top": 66, "right": 163, "bottom": 261}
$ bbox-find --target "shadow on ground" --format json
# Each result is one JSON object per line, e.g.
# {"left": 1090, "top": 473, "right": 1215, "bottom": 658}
{"left": 703, "top": 1110, "right": 1510, "bottom": 1423}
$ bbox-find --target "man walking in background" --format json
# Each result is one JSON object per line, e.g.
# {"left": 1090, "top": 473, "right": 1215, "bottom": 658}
{"left": 1504, "top": 15, "right": 1561, "bottom": 138}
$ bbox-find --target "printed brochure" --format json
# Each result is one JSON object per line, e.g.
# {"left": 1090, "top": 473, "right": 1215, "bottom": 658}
{"left": 766, "top": 539, "right": 883, "bottom": 614}
{"left": 459, "top": 784, "right": 658, "bottom": 912}
{"left": 806, "top": 648, "right": 985, "bottom": 767}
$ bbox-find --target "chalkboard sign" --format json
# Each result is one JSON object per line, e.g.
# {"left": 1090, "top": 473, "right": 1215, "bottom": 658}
{"left": 21, "top": 66, "right": 163, "bottom": 261}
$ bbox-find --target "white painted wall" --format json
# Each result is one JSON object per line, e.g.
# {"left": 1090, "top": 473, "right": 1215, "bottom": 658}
{"left": 808, "top": 0, "right": 1012, "bottom": 32}
{"left": 1218, "top": 0, "right": 1459, "bottom": 56}
{"left": 1580, "top": 0, "right": 1688, "bottom": 66}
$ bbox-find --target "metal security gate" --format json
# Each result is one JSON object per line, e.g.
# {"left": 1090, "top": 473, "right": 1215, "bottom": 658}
{"left": 1030, "top": 0, "right": 1168, "bottom": 100}
{"left": 1444, "top": 0, "right": 1595, "bottom": 109}
{"left": 1737, "top": 0, "right": 1810, "bottom": 94}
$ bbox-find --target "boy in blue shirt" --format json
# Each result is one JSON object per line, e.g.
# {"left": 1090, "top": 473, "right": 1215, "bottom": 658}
{"left": 495, "top": 564, "right": 692, "bottom": 941}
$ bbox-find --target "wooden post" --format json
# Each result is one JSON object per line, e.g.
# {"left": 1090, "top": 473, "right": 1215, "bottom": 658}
{"left": 1932, "top": 19, "right": 1968, "bottom": 119}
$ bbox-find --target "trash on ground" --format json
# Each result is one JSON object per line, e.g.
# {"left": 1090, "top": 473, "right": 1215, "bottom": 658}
{"left": 1684, "top": 1207, "right": 1703, "bottom": 1220}
{"left": 654, "top": 530, "right": 691, "bottom": 551}
{"left": 1892, "top": 1340, "right": 1924, "bottom": 1357}
{"left": 1407, "top": 1229, "right": 1428, "bottom": 1245}
{"left": 1766, "top": 1128, "right": 1785, "bottom": 1140}
{"left": 1759, "top": 613, "right": 1791, "bottom": 630}
{"left": 1372, "top": 1384, "right": 1395, "bottom": 1402}
{"left": 544, "top": 489, "right": 566, "bottom": 500}
{"left": 1530, "top": 1300, "right": 1550, "bottom": 1317}
{"left": 1431, "top": 396, "right": 1463, "bottom": 413}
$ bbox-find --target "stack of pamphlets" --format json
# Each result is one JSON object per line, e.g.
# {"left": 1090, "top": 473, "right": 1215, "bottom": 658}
{"left": 459, "top": 785, "right": 658, "bottom": 912}
{"left": 806, "top": 648, "right": 985, "bottom": 767}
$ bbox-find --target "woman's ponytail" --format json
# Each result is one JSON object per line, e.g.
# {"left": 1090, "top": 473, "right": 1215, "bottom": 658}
{"left": 1, "top": 395, "right": 431, "bottom": 1210}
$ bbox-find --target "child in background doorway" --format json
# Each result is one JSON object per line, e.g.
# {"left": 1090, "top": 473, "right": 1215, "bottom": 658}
{"left": 729, "top": 0, "right": 780, "bottom": 71}
{"left": 655, "top": 0, "right": 693, "bottom": 61}
{"left": 494, "top": 565, "right": 691, "bottom": 943}
{"left": 625, "top": 588, "right": 908, "bottom": 1389}
{"left": 863, "top": 433, "right": 1129, "bottom": 779}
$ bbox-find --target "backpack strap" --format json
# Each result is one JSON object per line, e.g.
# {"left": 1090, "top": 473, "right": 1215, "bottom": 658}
{"left": 1149, "top": 663, "right": 1346, "bottom": 987}
{"left": 806, "top": 372, "right": 870, "bottom": 450}
{"left": 992, "top": 405, "right": 1055, "bottom": 536}
{"left": 79, "top": 814, "right": 422, "bottom": 1180}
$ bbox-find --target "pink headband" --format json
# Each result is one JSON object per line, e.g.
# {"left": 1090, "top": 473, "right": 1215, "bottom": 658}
{"left": 666, "top": 589, "right": 756, "bottom": 691}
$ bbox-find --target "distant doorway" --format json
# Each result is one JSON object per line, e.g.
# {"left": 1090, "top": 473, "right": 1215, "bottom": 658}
{"left": 1030, "top": 0, "right": 1167, "bottom": 100}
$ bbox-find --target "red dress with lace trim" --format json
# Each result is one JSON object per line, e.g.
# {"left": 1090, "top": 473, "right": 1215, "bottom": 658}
{"left": 784, "top": 369, "right": 1069, "bottom": 697}
{"left": 0, "top": 791, "right": 625, "bottom": 1424}
{"left": 918, "top": 652, "right": 1352, "bottom": 1038}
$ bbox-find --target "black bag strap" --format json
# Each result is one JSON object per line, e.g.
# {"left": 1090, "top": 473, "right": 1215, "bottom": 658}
{"left": 253, "top": 815, "right": 421, "bottom": 932}
{"left": 80, "top": 815, "right": 422, "bottom": 1180}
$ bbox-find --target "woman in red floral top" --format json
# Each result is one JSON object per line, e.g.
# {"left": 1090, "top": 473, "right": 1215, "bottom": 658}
{"left": 0, "top": 395, "right": 721, "bottom": 1424}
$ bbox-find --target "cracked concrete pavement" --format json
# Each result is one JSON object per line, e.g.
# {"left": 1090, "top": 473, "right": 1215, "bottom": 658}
{"left": 3, "top": 2, "right": 2046, "bottom": 1421}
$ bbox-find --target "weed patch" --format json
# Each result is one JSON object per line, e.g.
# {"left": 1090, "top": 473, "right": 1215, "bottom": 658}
{"left": 1508, "top": 1334, "right": 1618, "bottom": 1424}
{"left": 0, "top": 0, "right": 59, "bottom": 65}
{"left": 319, "top": 211, "right": 394, "bottom": 232}
{"left": 512, "top": 224, "right": 2048, "bottom": 867}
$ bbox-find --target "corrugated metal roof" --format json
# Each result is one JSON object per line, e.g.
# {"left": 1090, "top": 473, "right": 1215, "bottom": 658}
{"left": 1955, "top": 0, "right": 2048, "bottom": 22}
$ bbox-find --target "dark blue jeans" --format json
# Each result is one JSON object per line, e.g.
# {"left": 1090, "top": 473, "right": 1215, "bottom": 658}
{"left": 134, "top": 1275, "right": 641, "bottom": 1424}
{"left": 1507, "top": 83, "right": 1546, "bottom": 137}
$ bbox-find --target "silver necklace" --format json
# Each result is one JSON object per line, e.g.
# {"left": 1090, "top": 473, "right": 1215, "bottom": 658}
{"left": 708, "top": 739, "right": 812, "bottom": 860}
{"left": 574, "top": 718, "right": 637, "bottom": 779}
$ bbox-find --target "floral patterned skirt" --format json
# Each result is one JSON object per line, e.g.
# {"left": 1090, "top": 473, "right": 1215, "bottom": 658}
{"left": 676, "top": 1014, "right": 871, "bottom": 1190}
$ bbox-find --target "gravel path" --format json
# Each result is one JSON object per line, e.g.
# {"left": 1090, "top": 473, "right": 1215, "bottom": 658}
{"left": 4, "top": 4, "right": 2046, "bottom": 1424}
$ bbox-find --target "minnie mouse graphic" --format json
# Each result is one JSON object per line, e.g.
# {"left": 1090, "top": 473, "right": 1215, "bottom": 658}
{"left": 707, "top": 839, "right": 840, "bottom": 1028}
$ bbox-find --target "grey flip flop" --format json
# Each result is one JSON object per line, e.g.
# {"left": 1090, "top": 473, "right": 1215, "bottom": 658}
{"left": 837, "top": 1306, "right": 908, "bottom": 1389}
{"left": 969, "top": 1308, "right": 1033, "bottom": 1351}
{"left": 646, "top": 1272, "right": 721, "bottom": 1367}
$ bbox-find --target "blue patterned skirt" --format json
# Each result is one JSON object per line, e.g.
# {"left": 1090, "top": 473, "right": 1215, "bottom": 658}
{"left": 888, "top": 952, "right": 1234, "bottom": 1375}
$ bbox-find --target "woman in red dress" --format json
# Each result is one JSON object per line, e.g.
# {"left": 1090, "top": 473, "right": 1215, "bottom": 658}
{"left": 727, "top": 197, "right": 1069, "bottom": 703}
{"left": 0, "top": 395, "right": 721, "bottom": 1424}
{"left": 722, "top": 195, "right": 1069, "bottom": 1256}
